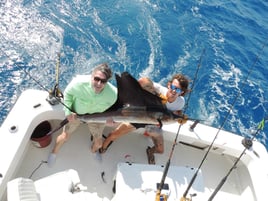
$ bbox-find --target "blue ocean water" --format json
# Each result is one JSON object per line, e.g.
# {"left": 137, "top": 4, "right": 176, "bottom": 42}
{"left": 0, "top": 0, "right": 268, "bottom": 150}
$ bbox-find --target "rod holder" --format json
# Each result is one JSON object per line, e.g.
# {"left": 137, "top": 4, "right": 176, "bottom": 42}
{"left": 189, "top": 120, "right": 200, "bottom": 131}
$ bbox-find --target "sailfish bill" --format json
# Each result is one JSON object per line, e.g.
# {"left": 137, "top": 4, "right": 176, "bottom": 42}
{"left": 78, "top": 72, "right": 179, "bottom": 125}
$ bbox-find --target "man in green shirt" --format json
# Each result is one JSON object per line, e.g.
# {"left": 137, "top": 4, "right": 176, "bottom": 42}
{"left": 47, "top": 63, "right": 117, "bottom": 167}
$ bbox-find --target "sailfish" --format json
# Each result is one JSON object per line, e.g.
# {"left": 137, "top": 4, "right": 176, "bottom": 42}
{"left": 47, "top": 72, "right": 183, "bottom": 136}
{"left": 78, "top": 72, "right": 180, "bottom": 125}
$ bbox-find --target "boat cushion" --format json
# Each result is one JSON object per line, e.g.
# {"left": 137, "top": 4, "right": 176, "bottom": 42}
{"left": 7, "top": 177, "right": 39, "bottom": 201}
{"left": 34, "top": 169, "right": 80, "bottom": 200}
{"left": 7, "top": 169, "right": 83, "bottom": 201}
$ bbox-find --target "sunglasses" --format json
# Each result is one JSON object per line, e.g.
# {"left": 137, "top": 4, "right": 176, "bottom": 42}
{"left": 170, "top": 84, "right": 182, "bottom": 93}
{"left": 93, "top": 76, "right": 107, "bottom": 84}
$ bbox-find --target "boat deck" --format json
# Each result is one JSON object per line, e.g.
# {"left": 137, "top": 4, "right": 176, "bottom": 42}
{"left": 1, "top": 89, "right": 267, "bottom": 201}
{"left": 14, "top": 121, "right": 249, "bottom": 201}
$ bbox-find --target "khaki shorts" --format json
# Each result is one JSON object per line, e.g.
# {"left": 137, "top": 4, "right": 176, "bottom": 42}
{"left": 64, "top": 119, "right": 105, "bottom": 139}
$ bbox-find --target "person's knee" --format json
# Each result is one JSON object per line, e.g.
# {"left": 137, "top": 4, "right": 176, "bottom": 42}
{"left": 155, "top": 143, "right": 164, "bottom": 154}
{"left": 121, "top": 122, "right": 133, "bottom": 129}
{"left": 156, "top": 147, "right": 164, "bottom": 154}
{"left": 108, "top": 132, "right": 119, "bottom": 141}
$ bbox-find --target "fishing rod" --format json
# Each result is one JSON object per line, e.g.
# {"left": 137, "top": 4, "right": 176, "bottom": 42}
{"left": 19, "top": 53, "right": 76, "bottom": 133}
{"left": 0, "top": 47, "right": 63, "bottom": 103}
{"left": 155, "top": 49, "right": 206, "bottom": 201}
{"left": 0, "top": 48, "right": 54, "bottom": 96}
{"left": 208, "top": 117, "right": 267, "bottom": 201}
{"left": 21, "top": 52, "right": 74, "bottom": 134}
{"left": 46, "top": 52, "right": 64, "bottom": 105}
{"left": 0, "top": 47, "right": 76, "bottom": 134}
{"left": 181, "top": 38, "right": 268, "bottom": 201}
{"left": 0, "top": 39, "right": 66, "bottom": 103}
{"left": 184, "top": 48, "right": 206, "bottom": 111}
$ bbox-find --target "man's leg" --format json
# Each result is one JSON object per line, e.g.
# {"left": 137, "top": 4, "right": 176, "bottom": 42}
{"left": 52, "top": 119, "right": 80, "bottom": 154}
{"left": 150, "top": 134, "right": 164, "bottom": 154}
{"left": 51, "top": 131, "right": 69, "bottom": 154}
{"left": 100, "top": 122, "right": 136, "bottom": 153}
{"left": 144, "top": 125, "right": 163, "bottom": 164}
{"left": 47, "top": 119, "right": 80, "bottom": 167}
{"left": 88, "top": 123, "right": 106, "bottom": 153}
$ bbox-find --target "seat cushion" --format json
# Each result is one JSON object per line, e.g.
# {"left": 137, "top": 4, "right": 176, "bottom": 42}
{"left": 7, "top": 169, "right": 82, "bottom": 201}
{"left": 7, "top": 177, "right": 39, "bottom": 201}
{"left": 34, "top": 169, "right": 80, "bottom": 201}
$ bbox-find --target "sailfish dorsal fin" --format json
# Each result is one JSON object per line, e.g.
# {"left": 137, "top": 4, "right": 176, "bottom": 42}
{"left": 106, "top": 72, "right": 166, "bottom": 112}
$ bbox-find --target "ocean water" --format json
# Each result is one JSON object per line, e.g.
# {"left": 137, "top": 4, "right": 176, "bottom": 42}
{"left": 0, "top": 0, "right": 268, "bottom": 150}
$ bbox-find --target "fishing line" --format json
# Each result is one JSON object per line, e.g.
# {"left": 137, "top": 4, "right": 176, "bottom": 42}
{"left": 184, "top": 48, "right": 206, "bottom": 113}
{"left": 181, "top": 38, "right": 268, "bottom": 201}
{"left": 155, "top": 49, "right": 206, "bottom": 201}
{"left": 0, "top": 46, "right": 75, "bottom": 114}
{"left": 0, "top": 46, "right": 81, "bottom": 136}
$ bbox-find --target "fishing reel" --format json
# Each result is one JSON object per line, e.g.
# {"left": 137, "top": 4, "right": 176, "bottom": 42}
{"left": 155, "top": 183, "right": 172, "bottom": 201}
{"left": 179, "top": 193, "right": 197, "bottom": 201}
{"left": 241, "top": 137, "right": 253, "bottom": 150}
{"left": 155, "top": 194, "right": 168, "bottom": 201}
{"left": 47, "top": 84, "right": 63, "bottom": 105}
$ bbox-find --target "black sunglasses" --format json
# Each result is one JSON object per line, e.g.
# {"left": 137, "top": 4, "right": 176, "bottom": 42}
{"left": 93, "top": 76, "right": 107, "bottom": 84}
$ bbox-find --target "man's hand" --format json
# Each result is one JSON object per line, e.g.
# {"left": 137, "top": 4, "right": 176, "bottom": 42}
{"left": 106, "top": 117, "right": 115, "bottom": 126}
{"left": 159, "top": 93, "right": 168, "bottom": 104}
{"left": 67, "top": 113, "right": 77, "bottom": 122}
{"left": 178, "top": 114, "right": 188, "bottom": 125}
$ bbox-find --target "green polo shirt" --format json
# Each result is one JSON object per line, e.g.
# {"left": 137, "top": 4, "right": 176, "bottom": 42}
{"left": 64, "top": 75, "right": 117, "bottom": 115}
